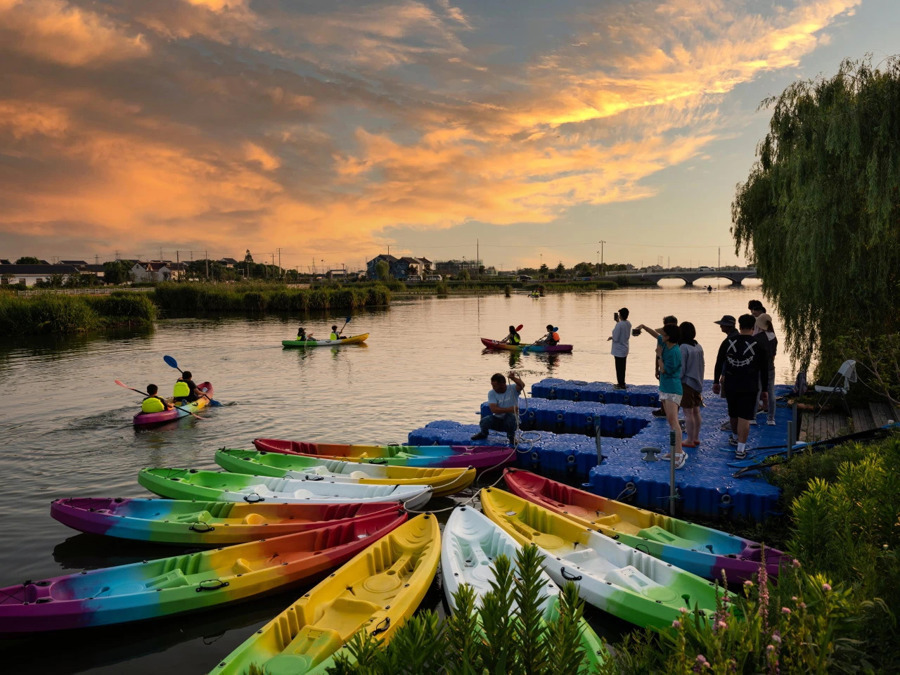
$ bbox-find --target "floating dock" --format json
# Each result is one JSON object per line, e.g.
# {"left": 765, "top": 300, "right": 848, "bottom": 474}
{"left": 409, "top": 378, "right": 793, "bottom": 521}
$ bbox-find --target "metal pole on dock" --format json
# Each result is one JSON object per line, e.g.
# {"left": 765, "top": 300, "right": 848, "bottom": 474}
{"left": 595, "top": 425, "right": 602, "bottom": 464}
{"left": 669, "top": 430, "right": 676, "bottom": 516}
{"left": 787, "top": 421, "right": 794, "bottom": 459}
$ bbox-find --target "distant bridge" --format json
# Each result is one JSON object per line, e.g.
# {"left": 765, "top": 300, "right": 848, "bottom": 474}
{"left": 615, "top": 268, "right": 758, "bottom": 287}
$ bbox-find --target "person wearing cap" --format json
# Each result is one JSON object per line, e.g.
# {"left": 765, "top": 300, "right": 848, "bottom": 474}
{"left": 534, "top": 324, "right": 560, "bottom": 346}
{"left": 712, "top": 315, "right": 739, "bottom": 434}
{"left": 756, "top": 313, "right": 778, "bottom": 425}
{"left": 713, "top": 314, "right": 770, "bottom": 459}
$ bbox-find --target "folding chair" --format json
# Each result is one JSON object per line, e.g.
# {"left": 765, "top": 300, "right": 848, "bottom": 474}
{"left": 814, "top": 359, "right": 857, "bottom": 415}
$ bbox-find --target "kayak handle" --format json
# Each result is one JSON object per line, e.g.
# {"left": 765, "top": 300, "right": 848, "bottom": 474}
{"left": 189, "top": 522, "right": 215, "bottom": 532}
{"left": 196, "top": 579, "right": 229, "bottom": 592}
{"left": 243, "top": 493, "right": 264, "bottom": 503}
{"left": 560, "top": 567, "right": 582, "bottom": 581}
{"left": 372, "top": 617, "right": 391, "bottom": 636}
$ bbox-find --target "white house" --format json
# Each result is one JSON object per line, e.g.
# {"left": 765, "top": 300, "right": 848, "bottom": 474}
{"left": 0, "top": 264, "right": 80, "bottom": 286}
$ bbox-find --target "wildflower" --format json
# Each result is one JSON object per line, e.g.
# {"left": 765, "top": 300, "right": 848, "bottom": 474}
{"left": 771, "top": 631, "right": 782, "bottom": 644}
{"left": 792, "top": 559, "right": 801, "bottom": 568}
{"left": 673, "top": 620, "right": 682, "bottom": 628}
{"left": 744, "top": 580, "right": 753, "bottom": 588}
{"left": 791, "top": 596, "right": 798, "bottom": 602}
{"left": 716, "top": 620, "right": 728, "bottom": 631}
{"left": 798, "top": 602, "right": 806, "bottom": 610}
{"left": 695, "top": 654, "right": 710, "bottom": 670}
{"left": 767, "top": 645, "right": 775, "bottom": 653}
{"left": 680, "top": 607, "right": 689, "bottom": 614}
{"left": 781, "top": 607, "right": 791, "bottom": 615}
{"left": 822, "top": 583, "right": 831, "bottom": 592}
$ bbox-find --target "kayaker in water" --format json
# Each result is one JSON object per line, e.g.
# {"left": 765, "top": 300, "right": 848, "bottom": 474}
{"left": 500, "top": 325, "right": 521, "bottom": 345}
{"left": 534, "top": 324, "right": 560, "bottom": 346}
{"left": 329, "top": 325, "right": 347, "bottom": 340}
{"left": 141, "top": 384, "right": 172, "bottom": 413}
{"left": 297, "top": 326, "right": 314, "bottom": 341}
{"left": 173, "top": 371, "right": 200, "bottom": 403}
{"left": 471, "top": 371, "right": 525, "bottom": 446}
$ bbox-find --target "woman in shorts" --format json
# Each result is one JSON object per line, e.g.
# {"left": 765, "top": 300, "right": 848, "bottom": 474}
{"left": 636, "top": 321, "right": 686, "bottom": 468}
{"left": 678, "top": 322, "right": 705, "bottom": 448}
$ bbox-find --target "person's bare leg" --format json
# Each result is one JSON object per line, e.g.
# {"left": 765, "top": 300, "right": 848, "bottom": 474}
{"left": 690, "top": 407, "right": 702, "bottom": 444}
{"left": 737, "top": 417, "right": 750, "bottom": 444}
{"left": 684, "top": 411, "right": 695, "bottom": 445}
{"left": 665, "top": 400, "right": 683, "bottom": 458}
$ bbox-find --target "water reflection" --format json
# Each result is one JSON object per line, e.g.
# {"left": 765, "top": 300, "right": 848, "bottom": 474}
{"left": 480, "top": 348, "right": 563, "bottom": 373}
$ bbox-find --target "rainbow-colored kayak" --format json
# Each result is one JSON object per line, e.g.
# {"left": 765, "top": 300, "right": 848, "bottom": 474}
{"left": 480, "top": 338, "right": 573, "bottom": 353}
{"left": 481, "top": 488, "right": 733, "bottom": 630}
{"left": 253, "top": 438, "right": 516, "bottom": 470}
{"left": 504, "top": 469, "right": 788, "bottom": 582}
{"left": 132, "top": 382, "right": 213, "bottom": 427}
{"left": 50, "top": 497, "right": 402, "bottom": 546}
{"left": 0, "top": 510, "right": 406, "bottom": 633}
{"left": 137, "top": 468, "right": 433, "bottom": 510}
{"left": 215, "top": 448, "right": 476, "bottom": 498}
{"left": 211, "top": 513, "right": 440, "bottom": 674}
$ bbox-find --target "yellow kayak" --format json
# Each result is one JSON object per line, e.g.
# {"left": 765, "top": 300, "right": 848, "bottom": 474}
{"left": 210, "top": 513, "right": 441, "bottom": 674}
{"left": 282, "top": 333, "right": 369, "bottom": 348}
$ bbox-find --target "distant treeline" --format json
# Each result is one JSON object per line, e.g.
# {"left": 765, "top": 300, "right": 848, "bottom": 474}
{"left": 151, "top": 282, "right": 391, "bottom": 314}
{"left": 0, "top": 291, "right": 156, "bottom": 335}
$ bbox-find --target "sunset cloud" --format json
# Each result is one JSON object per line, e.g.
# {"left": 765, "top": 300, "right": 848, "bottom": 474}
{"left": 0, "top": 0, "right": 873, "bottom": 268}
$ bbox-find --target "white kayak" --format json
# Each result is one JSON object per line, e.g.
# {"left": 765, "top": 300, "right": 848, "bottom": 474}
{"left": 137, "top": 468, "right": 433, "bottom": 510}
{"left": 480, "top": 488, "right": 732, "bottom": 630}
{"left": 441, "top": 505, "right": 607, "bottom": 669}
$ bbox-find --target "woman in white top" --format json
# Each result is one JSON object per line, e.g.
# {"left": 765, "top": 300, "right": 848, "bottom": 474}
{"left": 607, "top": 307, "right": 631, "bottom": 389}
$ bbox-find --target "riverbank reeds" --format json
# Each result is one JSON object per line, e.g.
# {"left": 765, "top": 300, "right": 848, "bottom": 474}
{"left": 0, "top": 291, "right": 156, "bottom": 335}
{"left": 151, "top": 282, "right": 391, "bottom": 314}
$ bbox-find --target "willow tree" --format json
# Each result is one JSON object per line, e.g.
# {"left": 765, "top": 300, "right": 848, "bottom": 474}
{"left": 732, "top": 57, "right": 900, "bottom": 371}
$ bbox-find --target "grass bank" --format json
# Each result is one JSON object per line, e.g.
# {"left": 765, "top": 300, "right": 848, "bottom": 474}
{"left": 0, "top": 291, "right": 156, "bottom": 335}
{"left": 151, "top": 282, "right": 391, "bottom": 314}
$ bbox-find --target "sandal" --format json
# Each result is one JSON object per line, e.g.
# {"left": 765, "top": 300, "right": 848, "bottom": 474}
{"left": 682, "top": 441, "right": 699, "bottom": 448}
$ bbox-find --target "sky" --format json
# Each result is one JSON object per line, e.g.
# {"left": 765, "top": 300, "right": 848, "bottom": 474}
{"left": 1, "top": 0, "right": 897, "bottom": 273}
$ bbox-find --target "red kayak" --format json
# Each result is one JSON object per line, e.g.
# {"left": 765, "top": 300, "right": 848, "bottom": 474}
{"left": 132, "top": 382, "right": 213, "bottom": 427}
{"left": 481, "top": 338, "right": 573, "bottom": 353}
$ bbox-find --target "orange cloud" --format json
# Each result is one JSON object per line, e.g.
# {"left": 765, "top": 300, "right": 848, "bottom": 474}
{"left": 0, "top": 0, "right": 148, "bottom": 67}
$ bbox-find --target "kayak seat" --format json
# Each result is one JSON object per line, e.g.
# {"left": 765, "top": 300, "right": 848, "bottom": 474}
{"left": 636, "top": 525, "right": 695, "bottom": 549}
{"left": 146, "top": 569, "right": 189, "bottom": 590}
{"left": 242, "top": 513, "right": 266, "bottom": 525}
{"left": 233, "top": 558, "right": 254, "bottom": 575}
{"left": 349, "top": 471, "right": 370, "bottom": 479}
{"left": 174, "top": 511, "right": 213, "bottom": 523}
{"left": 592, "top": 514, "right": 620, "bottom": 526}
{"left": 606, "top": 565, "right": 656, "bottom": 592}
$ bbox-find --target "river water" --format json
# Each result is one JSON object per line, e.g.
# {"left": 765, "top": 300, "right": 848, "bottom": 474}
{"left": 0, "top": 281, "right": 787, "bottom": 673}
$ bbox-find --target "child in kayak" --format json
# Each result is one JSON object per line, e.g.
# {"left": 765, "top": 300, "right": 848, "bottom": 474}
{"left": 173, "top": 371, "right": 200, "bottom": 403}
{"left": 141, "top": 384, "right": 172, "bottom": 413}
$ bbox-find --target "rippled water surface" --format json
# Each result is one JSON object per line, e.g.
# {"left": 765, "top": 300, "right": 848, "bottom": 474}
{"left": 0, "top": 283, "right": 786, "bottom": 673}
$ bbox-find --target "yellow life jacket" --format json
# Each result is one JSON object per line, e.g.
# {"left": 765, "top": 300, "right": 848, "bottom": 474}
{"left": 141, "top": 396, "right": 166, "bottom": 413}
{"left": 174, "top": 380, "right": 190, "bottom": 398}
{"left": 330, "top": 332, "right": 339, "bottom": 340}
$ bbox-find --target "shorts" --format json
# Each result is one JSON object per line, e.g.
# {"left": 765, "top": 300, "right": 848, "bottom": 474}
{"left": 659, "top": 391, "right": 682, "bottom": 406}
{"left": 681, "top": 384, "right": 702, "bottom": 409}
{"left": 726, "top": 390, "right": 757, "bottom": 420}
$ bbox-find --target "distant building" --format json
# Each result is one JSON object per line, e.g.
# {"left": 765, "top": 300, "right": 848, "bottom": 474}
{"left": 130, "top": 261, "right": 186, "bottom": 283}
{"left": 435, "top": 259, "right": 482, "bottom": 278}
{"left": 0, "top": 264, "right": 80, "bottom": 286}
{"left": 60, "top": 260, "right": 89, "bottom": 267}
{"left": 218, "top": 257, "right": 239, "bottom": 268}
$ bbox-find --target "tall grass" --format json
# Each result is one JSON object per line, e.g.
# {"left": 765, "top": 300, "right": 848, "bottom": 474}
{"left": 152, "top": 283, "right": 390, "bottom": 314}
{"left": 0, "top": 291, "right": 155, "bottom": 335}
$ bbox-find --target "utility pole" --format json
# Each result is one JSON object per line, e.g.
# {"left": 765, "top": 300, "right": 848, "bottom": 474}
{"left": 476, "top": 239, "right": 479, "bottom": 270}
{"left": 277, "top": 248, "right": 282, "bottom": 278}
{"left": 599, "top": 240, "right": 606, "bottom": 276}
{"left": 718, "top": 247, "right": 721, "bottom": 270}
{"left": 205, "top": 250, "right": 209, "bottom": 280}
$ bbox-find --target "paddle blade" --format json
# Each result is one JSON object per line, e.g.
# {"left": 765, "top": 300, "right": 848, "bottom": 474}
{"left": 114, "top": 380, "right": 146, "bottom": 396}
{"left": 345, "top": 316, "right": 352, "bottom": 323}
{"left": 163, "top": 355, "right": 181, "bottom": 371}
{"left": 516, "top": 324, "right": 523, "bottom": 331}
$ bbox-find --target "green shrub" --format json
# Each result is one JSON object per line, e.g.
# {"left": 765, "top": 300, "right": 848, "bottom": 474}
{"left": 87, "top": 292, "right": 156, "bottom": 323}
{"left": 327, "top": 544, "right": 602, "bottom": 674}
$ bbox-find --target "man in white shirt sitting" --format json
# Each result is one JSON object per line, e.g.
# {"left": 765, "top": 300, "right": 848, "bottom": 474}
{"left": 470, "top": 371, "right": 526, "bottom": 446}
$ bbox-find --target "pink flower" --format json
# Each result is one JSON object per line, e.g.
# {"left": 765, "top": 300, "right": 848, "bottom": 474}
{"left": 744, "top": 580, "right": 753, "bottom": 588}
{"left": 716, "top": 620, "right": 728, "bottom": 631}
{"left": 781, "top": 607, "right": 791, "bottom": 615}
{"left": 696, "top": 655, "right": 709, "bottom": 664}
{"left": 673, "top": 620, "right": 682, "bottom": 628}
{"left": 822, "top": 583, "right": 831, "bottom": 592}
{"left": 771, "top": 631, "right": 782, "bottom": 644}
{"left": 792, "top": 559, "right": 801, "bottom": 568}
{"left": 767, "top": 645, "right": 775, "bottom": 653}
{"left": 799, "top": 602, "right": 807, "bottom": 610}
{"left": 680, "top": 607, "right": 689, "bottom": 614}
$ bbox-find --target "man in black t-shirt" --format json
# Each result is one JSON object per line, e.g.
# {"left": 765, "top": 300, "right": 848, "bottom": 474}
{"left": 713, "top": 314, "right": 769, "bottom": 459}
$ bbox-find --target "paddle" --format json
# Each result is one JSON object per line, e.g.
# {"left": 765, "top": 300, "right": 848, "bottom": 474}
{"left": 499, "top": 324, "right": 524, "bottom": 345}
{"left": 524, "top": 325, "right": 556, "bottom": 354}
{"left": 114, "top": 380, "right": 205, "bottom": 420}
{"left": 162, "top": 355, "right": 222, "bottom": 406}
{"left": 336, "top": 316, "right": 352, "bottom": 338}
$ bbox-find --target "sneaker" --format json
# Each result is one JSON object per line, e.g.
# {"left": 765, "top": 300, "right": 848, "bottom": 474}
{"left": 470, "top": 432, "right": 488, "bottom": 441}
{"left": 660, "top": 452, "right": 672, "bottom": 461}
{"left": 719, "top": 420, "right": 732, "bottom": 431}
{"left": 674, "top": 452, "right": 688, "bottom": 469}
{"left": 767, "top": 420, "right": 776, "bottom": 426}
{"left": 728, "top": 434, "right": 738, "bottom": 446}
{"left": 735, "top": 448, "right": 747, "bottom": 460}
{"left": 652, "top": 408, "right": 667, "bottom": 417}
